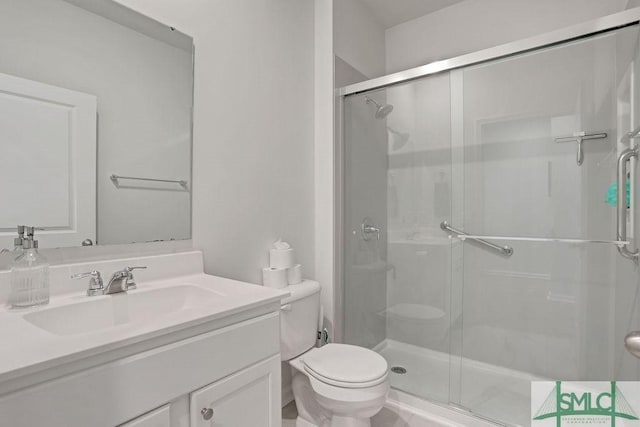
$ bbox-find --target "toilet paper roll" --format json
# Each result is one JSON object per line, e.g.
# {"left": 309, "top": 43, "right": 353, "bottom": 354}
{"left": 287, "top": 264, "right": 302, "bottom": 285}
{"left": 270, "top": 248, "right": 295, "bottom": 269}
{"left": 262, "top": 267, "right": 288, "bottom": 289}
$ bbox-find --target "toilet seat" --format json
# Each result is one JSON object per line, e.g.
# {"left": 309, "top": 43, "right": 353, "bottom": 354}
{"left": 302, "top": 344, "right": 388, "bottom": 389}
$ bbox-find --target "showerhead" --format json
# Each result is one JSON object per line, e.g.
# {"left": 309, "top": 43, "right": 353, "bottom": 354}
{"left": 387, "top": 127, "right": 410, "bottom": 151}
{"left": 376, "top": 103, "right": 394, "bottom": 119}
{"left": 365, "top": 96, "right": 394, "bottom": 119}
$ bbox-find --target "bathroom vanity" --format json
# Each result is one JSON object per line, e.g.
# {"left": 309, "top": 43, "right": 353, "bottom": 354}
{"left": 0, "top": 251, "right": 285, "bottom": 427}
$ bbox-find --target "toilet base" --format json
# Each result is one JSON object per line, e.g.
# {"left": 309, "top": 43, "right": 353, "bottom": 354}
{"left": 290, "top": 357, "right": 386, "bottom": 427}
{"left": 296, "top": 416, "right": 320, "bottom": 427}
{"left": 295, "top": 415, "right": 370, "bottom": 427}
{"left": 327, "top": 415, "right": 371, "bottom": 427}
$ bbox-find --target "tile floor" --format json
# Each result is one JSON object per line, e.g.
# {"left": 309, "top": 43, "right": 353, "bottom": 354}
{"left": 282, "top": 400, "right": 297, "bottom": 426}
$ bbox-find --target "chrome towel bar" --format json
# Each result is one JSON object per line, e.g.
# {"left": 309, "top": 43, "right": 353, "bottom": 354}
{"left": 110, "top": 174, "right": 188, "bottom": 188}
{"left": 440, "top": 221, "right": 513, "bottom": 257}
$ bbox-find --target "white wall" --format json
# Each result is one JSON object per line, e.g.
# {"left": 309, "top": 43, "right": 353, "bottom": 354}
{"left": 385, "top": 0, "right": 628, "bottom": 74}
{"left": 334, "top": 0, "right": 386, "bottom": 79}
{"left": 316, "top": 0, "right": 335, "bottom": 336}
{"left": 0, "top": 0, "right": 191, "bottom": 246}
{"left": 113, "top": 1, "right": 316, "bottom": 287}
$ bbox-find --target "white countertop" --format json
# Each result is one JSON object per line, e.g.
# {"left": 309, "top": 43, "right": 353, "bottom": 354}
{"left": 0, "top": 272, "right": 288, "bottom": 390}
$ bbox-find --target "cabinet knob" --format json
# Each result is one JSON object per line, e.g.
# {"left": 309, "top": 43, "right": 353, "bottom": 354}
{"left": 201, "top": 407, "right": 214, "bottom": 420}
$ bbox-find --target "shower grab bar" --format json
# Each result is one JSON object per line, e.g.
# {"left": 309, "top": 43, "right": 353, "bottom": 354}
{"left": 440, "top": 221, "right": 513, "bottom": 257}
{"left": 444, "top": 235, "right": 628, "bottom": 245}
{"left": 616, "top": 146, "right": 639, "bottom": 262}
{"left": 110, "top": 174, "right": 188, "bottom": 188}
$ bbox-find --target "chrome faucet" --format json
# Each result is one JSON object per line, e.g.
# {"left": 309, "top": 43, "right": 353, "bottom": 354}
{"left": 104, "top": 268, "right": 130, "bottom": 294}
{"left": 72, "top": 266, "right": 147, "bottom": 296}
{"left": 104, "top": 266, "right": 147, "bottom": 294}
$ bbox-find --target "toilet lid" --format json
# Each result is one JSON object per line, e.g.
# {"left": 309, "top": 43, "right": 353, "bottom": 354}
{"left": 303, "top": 344, "right": 388, "bottom": 387}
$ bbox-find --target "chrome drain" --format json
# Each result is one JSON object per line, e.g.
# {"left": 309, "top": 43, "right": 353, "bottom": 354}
{"left": 390, "top": 366, "right": 407, "bottom": 374}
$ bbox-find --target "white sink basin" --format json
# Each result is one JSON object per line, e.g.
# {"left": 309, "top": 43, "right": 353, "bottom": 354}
{"left": 24, "top": 285, "right": 223, "bottom": 336}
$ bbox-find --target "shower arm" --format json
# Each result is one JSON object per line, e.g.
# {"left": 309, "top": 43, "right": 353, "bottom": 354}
{"left": 364, "top": 96, "right": 380, "bottom": 108}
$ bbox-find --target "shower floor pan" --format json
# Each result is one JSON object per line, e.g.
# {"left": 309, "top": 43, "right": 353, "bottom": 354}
{"left": 376, "top": 340, "right": 544, "bottom": 427}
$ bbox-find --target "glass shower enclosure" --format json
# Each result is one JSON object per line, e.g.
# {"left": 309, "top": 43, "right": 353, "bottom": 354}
{"left": 341, "top": 22, "right": 640, "bottom": 426}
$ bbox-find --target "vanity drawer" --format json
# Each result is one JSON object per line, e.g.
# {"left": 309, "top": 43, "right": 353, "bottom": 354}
{"left": 0, "top": 312, "right": 280, "bottom": 427}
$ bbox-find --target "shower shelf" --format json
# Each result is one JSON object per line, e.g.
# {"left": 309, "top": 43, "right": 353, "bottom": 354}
{"left": 449, "top": 234, "right": 629, "bottom": 246}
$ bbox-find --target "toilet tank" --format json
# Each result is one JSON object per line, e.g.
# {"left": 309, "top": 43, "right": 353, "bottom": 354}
{"left": 280, "top": 280, "right": 321, "bottom": 361}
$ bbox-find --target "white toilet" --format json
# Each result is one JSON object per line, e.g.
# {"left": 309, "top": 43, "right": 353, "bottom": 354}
{"left": 281, "top": 280, "right": 389, "bottom": 427}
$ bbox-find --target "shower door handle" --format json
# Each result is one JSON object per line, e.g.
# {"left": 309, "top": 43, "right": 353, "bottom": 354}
{"left": 616, "top": 146, "right": 638, "bottom": 262}
{"left": 625, "top": 331, "right": 640, "bottom": 359}
{"left": 440, "top": 222, "right": 513, "bottom": 257}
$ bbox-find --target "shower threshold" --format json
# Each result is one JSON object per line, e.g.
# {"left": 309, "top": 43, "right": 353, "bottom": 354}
{"left": 375, "top": 339, "right": 544, "bottom": 427}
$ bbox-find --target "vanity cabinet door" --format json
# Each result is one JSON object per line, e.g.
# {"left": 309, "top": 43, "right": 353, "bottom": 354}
{"left": 118, "top": 404, "right": 170, "bottom": 427}
{"left": 190, "top": 355, "right": 281, "bottom": 427}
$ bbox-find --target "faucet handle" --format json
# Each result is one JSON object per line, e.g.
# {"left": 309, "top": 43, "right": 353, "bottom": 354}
{"left": 71, "top": 271, "right": 104, "bottom": 296}
{"left": 124, "top": 266, "right": 147, "bottom": 290}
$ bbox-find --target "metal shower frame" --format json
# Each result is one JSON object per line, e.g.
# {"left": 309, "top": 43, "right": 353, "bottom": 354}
{"left": 334, "top": 7, "right": 640, "bottom": 342}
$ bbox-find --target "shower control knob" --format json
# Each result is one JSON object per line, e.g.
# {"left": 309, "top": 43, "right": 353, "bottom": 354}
{"left": 361, "top": 217, "right": 381, "bottom": 241}
{"left": 201, "top": 407, "right": 214, "bottom": 420}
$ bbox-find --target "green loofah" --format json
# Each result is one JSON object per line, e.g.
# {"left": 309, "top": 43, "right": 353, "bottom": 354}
{"left": 606, "top": 180, "right": 630, "bottom": 207}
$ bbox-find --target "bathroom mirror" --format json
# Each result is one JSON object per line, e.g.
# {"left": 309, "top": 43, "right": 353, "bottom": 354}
{"left": 0, "top": 0, "right": 193, "bottom": 249}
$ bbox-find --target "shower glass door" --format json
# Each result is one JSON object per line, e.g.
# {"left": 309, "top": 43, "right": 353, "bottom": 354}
{"left": 341, "top": 22, "right": 640, "bottom": 427}
{"left": 343, "top": 72, "right": 454, "bottom": 404}
{"left": 451, "top": 25, "right": 640, "bottom": 425}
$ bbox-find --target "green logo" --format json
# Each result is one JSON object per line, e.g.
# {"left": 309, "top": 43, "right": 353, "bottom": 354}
{"left": 533, "top": 381, "right": 638, "bottom": 427}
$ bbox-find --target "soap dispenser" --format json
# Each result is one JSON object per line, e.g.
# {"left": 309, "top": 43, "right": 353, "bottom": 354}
{"left": 10, "top": 227, "right": 50, "bottom": 308}
{"left": 13, "top": 225, "right": 25, "bottom": 253}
